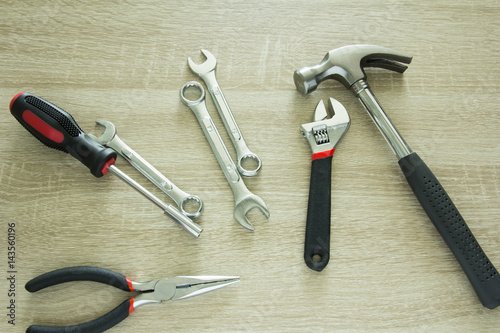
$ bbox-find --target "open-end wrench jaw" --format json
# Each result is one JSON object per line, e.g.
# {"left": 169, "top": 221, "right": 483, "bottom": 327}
{"left": 187, "top": 49, "right": 217, "bottom": 76}
{"left": 234, "top": 193, "right": 270, "bottom": 231}
{"left": 301, "top": 98, "right": 350, "bottom": 156}
{"left": 88, "top": 119, "right": 117, "bottom": 145}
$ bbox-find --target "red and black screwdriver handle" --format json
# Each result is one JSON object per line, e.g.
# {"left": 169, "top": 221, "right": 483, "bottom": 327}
{"left": 304, "top": 149, "right": 334, "bottom": 272}
{"left": 10, "top": 92, "right": 117, "bottom": 177}
{"left": 25, "top": 266, "right": 136, "bottom": 333}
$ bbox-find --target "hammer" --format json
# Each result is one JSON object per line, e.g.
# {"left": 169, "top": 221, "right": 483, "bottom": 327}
{"left": 294, "top": 44, "right": 500, "bottom": 309}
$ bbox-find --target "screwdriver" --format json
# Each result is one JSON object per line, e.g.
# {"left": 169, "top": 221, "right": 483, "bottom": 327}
{"left": 9, "top": 92, "right": 202, "bottom": 238}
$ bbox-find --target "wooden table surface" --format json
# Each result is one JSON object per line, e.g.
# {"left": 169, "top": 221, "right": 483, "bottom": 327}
{"left": 1, "top": 1, "right": 500, "bottom": 332}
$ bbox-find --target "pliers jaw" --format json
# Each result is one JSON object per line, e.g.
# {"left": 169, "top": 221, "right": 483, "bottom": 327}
{"left": 131, "top": 279, "right": 175, "bottom": 308}
{"left": 132, "top": 276, "right": 240, "bottom": 308}
{"left": 301, "top": 98, "right": 350, "bottom": 159}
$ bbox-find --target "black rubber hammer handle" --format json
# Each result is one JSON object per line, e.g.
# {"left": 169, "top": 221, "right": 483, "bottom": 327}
{"left": 399, "top": 152, "right": 500, "bottom": 309}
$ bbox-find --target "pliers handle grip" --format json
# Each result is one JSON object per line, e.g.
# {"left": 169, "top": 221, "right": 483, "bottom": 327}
{"left": 26, "top": 266, "right": 135, "bottom": 333}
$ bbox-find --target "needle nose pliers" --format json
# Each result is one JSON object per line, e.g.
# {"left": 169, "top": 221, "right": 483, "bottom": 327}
{"left": 25, "top": 266, "right": 239, "bottom": 333}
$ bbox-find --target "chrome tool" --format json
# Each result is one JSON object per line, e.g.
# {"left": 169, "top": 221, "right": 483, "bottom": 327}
{"left": 301, "top": 98, "right": 350, "bottom": 271}
{"left": 180, "top": 81, "right": 269, "bottom": 231}
{"left": 188, "top": 49, "right": 262, "bottom": 177}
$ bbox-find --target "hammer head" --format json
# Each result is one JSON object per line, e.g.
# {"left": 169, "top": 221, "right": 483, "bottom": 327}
{"left": 294, "top": 44, "right": 413, "bottom": 94}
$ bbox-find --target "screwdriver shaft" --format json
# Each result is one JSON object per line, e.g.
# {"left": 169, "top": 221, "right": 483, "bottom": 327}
{"left": 107, "top": 165, "right": 203, "bottom": 238}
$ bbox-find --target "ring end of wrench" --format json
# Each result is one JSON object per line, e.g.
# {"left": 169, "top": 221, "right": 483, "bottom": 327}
{"left": 180, "top": 81, "right": 206, "bottom": 107}
{"left": 237, "top": 153, "right": 262, "bottom": 177}
{"left": 180, "top": 195, "right": 204, "bottom": 219}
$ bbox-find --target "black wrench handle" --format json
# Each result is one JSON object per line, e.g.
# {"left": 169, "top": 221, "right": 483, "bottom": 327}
{"left": 304, "top": 154, "right": 333, "bottom": 271}
{"left": 399, "top": 152, "right": 500, "bottom": 309}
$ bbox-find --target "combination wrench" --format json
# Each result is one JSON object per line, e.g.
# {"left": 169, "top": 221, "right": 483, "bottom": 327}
{"left": 89, "top": 120, "right": 203, "bottom": 219}
{"left": 188, "top": 49, "right": 262, "bottom": 177}
{"left": 180, "top": 81, "right": 269, "bottom": 230}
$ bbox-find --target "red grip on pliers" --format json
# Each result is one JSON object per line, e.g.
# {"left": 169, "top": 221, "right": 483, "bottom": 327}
{"left": 128, "top": 297, "right": 135, "bottom": 314}
{"left": 126, "top": 277, "right": 136, "bottom": 314}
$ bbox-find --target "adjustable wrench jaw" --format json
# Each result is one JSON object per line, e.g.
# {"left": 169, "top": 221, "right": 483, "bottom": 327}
{"left": 294, "top": 44, "right": 413, "bottom": 159}
{"left": 301, "top": 98, "right": 350, "bottom": 158}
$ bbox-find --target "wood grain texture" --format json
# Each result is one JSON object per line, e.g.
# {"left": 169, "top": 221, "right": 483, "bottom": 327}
{"left": 1, "top": 0, "right": 500, "bottom": 331}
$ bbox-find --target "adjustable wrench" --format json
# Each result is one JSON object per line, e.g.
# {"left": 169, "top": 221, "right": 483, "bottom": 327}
{"left": 301, "top": 98, "right": 350, "bottom": 271}
{"left": 180, "top": 81, "right": 269, "bottom": 230}
{"left": 89, "top": 120, "right": 203, "bottom": 219}
{"left": 188, "top": 49, "right": 262, "bottom": 177}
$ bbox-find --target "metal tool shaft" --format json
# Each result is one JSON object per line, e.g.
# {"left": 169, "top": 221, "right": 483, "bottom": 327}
{"left": 107, "top": 165, "right": 202, "bottom": 237}
{"left": 201, "top": 71, "right": 262, "bottom": 176}
{"left": 203, "top": 71, "right": 241, "bottom": 142}
{"left": 352, "top": 80, "right": 412, "bottom": 159}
